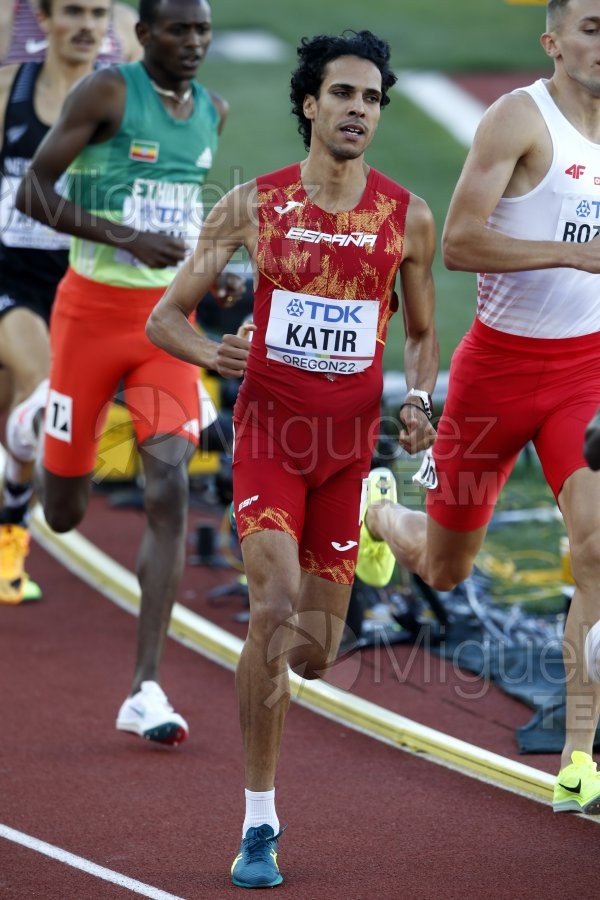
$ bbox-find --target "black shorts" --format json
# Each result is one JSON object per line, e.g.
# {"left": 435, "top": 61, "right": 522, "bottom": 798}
{"left": 0, "top": 272, "right": 57, "bottom": 326}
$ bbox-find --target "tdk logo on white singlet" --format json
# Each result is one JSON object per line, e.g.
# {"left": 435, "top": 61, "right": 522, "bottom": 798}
{"left": 557, "top": 194, "right": 600, "bottom": 243}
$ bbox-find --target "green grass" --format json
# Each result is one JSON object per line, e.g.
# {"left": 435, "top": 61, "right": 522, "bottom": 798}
{"left": 208, "top": 0, "right": 549, "bottom": 71}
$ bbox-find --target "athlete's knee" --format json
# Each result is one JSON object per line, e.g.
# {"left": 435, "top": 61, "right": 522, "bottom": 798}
{"left": 40, "top": 470, "right": 90, "bottom": 532}
{"left": 569, "top": 530, "right": 600, "bottom": 587}
{"left": 251, "top": 595, "right": 296, "bottom": 636}
{"left": 288, "top": 611, "right": 346, "bottom": 679}
{"left": 246, "top": 588, "right": 298, "bottom": 667}
{"left": 143, "top": 460, "right": 189, "bottom": 525}
{"left": 43, "top": 492, "right": 87, "bottom": 532}
{"left": 425, "top": 557, "right": 472, "bottom": 592}
{"left": 288, "top": 648, "right": 338, "bottom": 680}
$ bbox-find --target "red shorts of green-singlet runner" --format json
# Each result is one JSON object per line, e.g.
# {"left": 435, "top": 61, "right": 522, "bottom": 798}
{"left": 44, "top": 267, "right": 200, "bottom": 477}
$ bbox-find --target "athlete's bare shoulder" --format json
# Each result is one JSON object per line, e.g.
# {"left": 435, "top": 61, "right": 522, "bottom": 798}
{"left": 470, "top": 87, "right": 552, "bottom": 197}
{"left": 406, "top": 191, "right": 434, "bottom": 226}
{"left": 219, "top": 178, "right": 258, "bottom": 236}
{"left": 477, "top": 87, "right": 549, "bottom": 161}
{"left": 207, "top": 89, "right": 229, "bottom": 133}
{"left": 404, "top": 191, "right": 436, "bottom": 261}
{"left": 60, "top": 64, "right": 127, "bottom": 134}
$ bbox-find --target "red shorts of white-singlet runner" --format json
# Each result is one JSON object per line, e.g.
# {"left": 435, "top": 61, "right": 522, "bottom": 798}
{"left": 232, "top": 394, "right": 379, "bottom": 584}
{"left": 427, "top": 317, "right": 600, "bottom": 532}
{"left": 44, "top": 267, "right": 200, "bottom": 477}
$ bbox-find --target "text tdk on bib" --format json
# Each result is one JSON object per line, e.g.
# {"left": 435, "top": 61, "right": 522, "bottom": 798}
{"left": 265, "top": 289, "right": 379, "bottom": 375}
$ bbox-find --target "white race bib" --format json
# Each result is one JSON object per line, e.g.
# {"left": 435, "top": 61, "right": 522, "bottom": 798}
{"left": 116, "top": 178, "right": 204, "bottom": 268}
{"left": 265, "top": 289, "right": 379, "bottom": 375}
{"left": 555, "top": 193, "right": 600, "bottom": 244}
{"left": 0, "top": 173, "right": 71, "bottom": 250}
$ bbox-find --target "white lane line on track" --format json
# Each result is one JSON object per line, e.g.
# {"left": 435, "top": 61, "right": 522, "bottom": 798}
{"left": 394, "top": 70, "right": 486, "bottom": 146}
{"left": 0, "top": 824, "right": 184, "bottom": 900}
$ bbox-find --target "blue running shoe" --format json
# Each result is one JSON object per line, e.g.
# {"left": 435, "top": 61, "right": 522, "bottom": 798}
{"left": 231, "top": 824, "right": 285, "bottom": 888}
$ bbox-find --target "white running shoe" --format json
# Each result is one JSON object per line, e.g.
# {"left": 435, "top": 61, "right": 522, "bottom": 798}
{"left": 6, "top": 379, "right": 49, "bottom": 463}
{"left": 116, "top": 680, "right": 189, "bottom": 746}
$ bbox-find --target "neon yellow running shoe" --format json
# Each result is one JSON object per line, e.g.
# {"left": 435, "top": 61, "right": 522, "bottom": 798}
{"left": 553, "top": 751, "right": 600, "bottom": 814}
{"left": 355, "top": 467, "right": 397, "bottom": 588}
{"left": 23, "top": 575, "right": 42, "bottom": 602}
{"left": 0, "top": 525, "right": 42, "bottom": 604}
{"left": 0, "top": 523, "right": 30, "bottom": 604}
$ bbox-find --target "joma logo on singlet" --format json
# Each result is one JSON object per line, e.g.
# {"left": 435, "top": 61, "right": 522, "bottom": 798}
{"left": 285, "top": 227, "right": 377, "bottom": 247}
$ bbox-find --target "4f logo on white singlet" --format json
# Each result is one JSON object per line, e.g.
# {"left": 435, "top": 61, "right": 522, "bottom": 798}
{"left": 46, "top": 389, "right": 73, "bottom": 444}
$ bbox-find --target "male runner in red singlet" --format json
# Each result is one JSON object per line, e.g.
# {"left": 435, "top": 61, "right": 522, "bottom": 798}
{"left": 356, "top": 0, "right": 600, "bottom": 816}
{"left": 147, "top": 29, "right": 439, "bottom": 888}
{"left": 0, "top": 0, "right": 141, "bottom": 63}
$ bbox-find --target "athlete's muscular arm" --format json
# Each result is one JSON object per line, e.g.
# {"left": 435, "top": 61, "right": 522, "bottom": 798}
{"left": 398, "top": 192, "right": 439, "bottom": 454}
{"left": 442, "top": 90, "right": 600, "bottom": 275}
{"left": 15, "top": 67, "right": 186, "bottom": 267}
{"left": 147, "top": 180, "right": 258, "bottom": 378}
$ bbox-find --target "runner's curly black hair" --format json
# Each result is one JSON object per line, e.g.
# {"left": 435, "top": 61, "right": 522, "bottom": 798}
{"left": 290, "top": 30, "right": 396, "bottom": 150}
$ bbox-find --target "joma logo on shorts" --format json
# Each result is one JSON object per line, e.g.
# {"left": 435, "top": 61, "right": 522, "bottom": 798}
{"left": 285, "top": 227, "right": 377, "bottom": 247}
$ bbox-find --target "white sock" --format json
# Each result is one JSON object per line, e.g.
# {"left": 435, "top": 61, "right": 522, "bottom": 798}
{"left": 6, "top": 379, "right": 49, "bottom": 463}
{"left": 585, "top": 620, "right": 600, "bottom": 683}
{"left": 242, "top": 788, "right": 279, "bottom": 837}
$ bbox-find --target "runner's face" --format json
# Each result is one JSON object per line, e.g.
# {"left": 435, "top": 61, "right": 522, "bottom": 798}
{"left": 141, "top": 0, "right": 212, "bottom": 83}
{"left": 40, "top": 0, "right": 112, "bottom": 63}
{"left": 303, "top": 55, "right": 383, "bottom": 160}
{"left": 547, "top": 0, "right": 600, "bottom": 95}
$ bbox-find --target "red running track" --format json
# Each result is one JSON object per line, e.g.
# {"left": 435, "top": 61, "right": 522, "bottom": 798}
{"left": 1, "top": 490, "right": 598, "bottom": 900}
